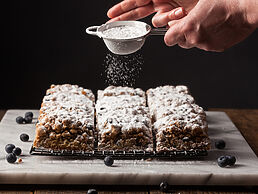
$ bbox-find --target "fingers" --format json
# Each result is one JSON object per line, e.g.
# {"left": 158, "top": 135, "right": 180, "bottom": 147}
{"left": 178, "top": 38, "right": 195, "bottom": 49}
{"left": 165, "top": 18, "right": 195, "bottom": 49}
{"left": 152, "top": 7, "right": 187, "bottom": 27}
{"left": 152, "top": 2, "right": 174, "bottom": 12}
{"left": 108, "top": 3, "right": 155, "bottom": 22}
{"left": 166, "top": 18, "right": 204, "bottom": 50}
{"left": 165, "top": 29, "right": 194, "bottom": 49}
{"left": 107, "top": 0, "right": 152, "bottom": 18}
{"left": 164, "top": 21, "right": 183, "bottom": 46}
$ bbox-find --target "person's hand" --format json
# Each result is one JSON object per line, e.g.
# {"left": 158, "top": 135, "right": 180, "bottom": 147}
{"left": 108, "top": 0, "right": 258, "bottom": 52}
{"left": 164, "top": 0, "right": 258, "bottom": 51}
{"left": 107, "top": 0, "right": 197, "bottom": 25}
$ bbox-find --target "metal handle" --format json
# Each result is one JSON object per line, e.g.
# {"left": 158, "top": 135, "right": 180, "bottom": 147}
{"left": 150, "top": 28, "right": 167, "bottom": 35}
{"left": 86, "top": 26, "right": 100, "bottom": 37}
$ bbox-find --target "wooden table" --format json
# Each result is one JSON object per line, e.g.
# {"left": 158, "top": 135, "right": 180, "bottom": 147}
{"left": 0, "top": 109, "right": 257, "bottom": 194}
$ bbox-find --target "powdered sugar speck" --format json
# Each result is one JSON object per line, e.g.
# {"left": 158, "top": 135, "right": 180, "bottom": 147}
{"left": 102, "top": 52, "right": 143, "bottom": 87}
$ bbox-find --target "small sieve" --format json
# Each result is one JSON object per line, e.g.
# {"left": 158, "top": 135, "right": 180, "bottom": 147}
{"left": 86, "top": 21, "right": 167, "bottom": 55}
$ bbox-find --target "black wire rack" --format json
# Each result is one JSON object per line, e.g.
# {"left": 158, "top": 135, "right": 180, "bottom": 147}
{"left": 30, "top": 146, "right": 208, "bottom": 159}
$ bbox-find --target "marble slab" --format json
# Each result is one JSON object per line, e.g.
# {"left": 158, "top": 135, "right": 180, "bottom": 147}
{"left": 0, "top": 110, "right": 257, "bottom": 185}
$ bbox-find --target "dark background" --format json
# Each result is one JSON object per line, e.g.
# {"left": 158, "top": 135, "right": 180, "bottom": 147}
{"left": 2, "top": 0, "right": 258, "bottom": 110}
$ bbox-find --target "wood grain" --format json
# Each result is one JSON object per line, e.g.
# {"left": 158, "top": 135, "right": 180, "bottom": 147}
{"left": 98, "top": 192, "right": 148, "bottom": 194}
{"left": 0, "top": 192, "right": 32, "bottom": 194}
{"left": 34, "top": 191, "right": 148, "bottom": 194}
{"left": 34, "top": 191, "right": 87, "bottom": 194}
{"left": 0, "top": 110, "right": 6, "bottom": 121}
{"left": 150, "top": 191, "right": 256, "bottom": 194}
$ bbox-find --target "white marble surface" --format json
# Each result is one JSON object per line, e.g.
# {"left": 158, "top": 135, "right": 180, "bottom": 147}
{"left": 0, "top": 110, "right": 257, "bottom": 185}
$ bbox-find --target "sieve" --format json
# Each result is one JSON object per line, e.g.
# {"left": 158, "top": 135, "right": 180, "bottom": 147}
{"left": 86, "top": 21, "right": 167, "bottom": 55}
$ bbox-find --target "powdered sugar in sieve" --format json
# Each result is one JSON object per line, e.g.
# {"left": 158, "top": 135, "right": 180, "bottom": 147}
{"left": 102, "top": 25, "right": 146, "bottom": 39}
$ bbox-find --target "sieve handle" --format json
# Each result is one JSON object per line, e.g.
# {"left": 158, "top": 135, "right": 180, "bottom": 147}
{"left": 150, "top": 28, "right": 167, "bottom": 35}
{"left": 86, "top": 26, "right": 100, "bottom": 37}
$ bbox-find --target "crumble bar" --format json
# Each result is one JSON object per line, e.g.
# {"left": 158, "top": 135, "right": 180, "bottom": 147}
{"left": 96, "top": 86, "right": 153, "bottom": 151}
{"left": 147, "top": 85, "right": 210, "bottom": 152}
{"left": 33, "top": 84, "right": 95, "bottom": 151}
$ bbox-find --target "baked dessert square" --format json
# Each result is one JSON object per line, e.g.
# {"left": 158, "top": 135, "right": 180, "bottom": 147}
{"left": 96, "top": 86, "right": 153, "bottom": 151}
{"left": 33, "top": 84, "right": 95, "bottom": 151}
{"left": 147, "top": 85, "right": 210, "bottom": 152}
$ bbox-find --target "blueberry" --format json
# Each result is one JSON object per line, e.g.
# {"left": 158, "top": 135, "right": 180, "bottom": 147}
{"left": 16, "top": 116, "right": 24, "bottom": 124}
{"left": 24, "top": 116, "right": 33, "bottom": 124}
{"left": 87, "top": 189, "right": 98, "bottom": 194}
{"left": 182, "top": 137, "right": 190, "bottom": 142}
{"left": 217, "top": 156, "right": 228, "bottom": 167}
{"left": 104, "top": 156, "right": 114, "bottom": 166}
{"left": 160, "top": 181, "right": 169, "bottom": 192}
{"left": 6, "top": 153, "right": 17, "bottom": 163}
{"left": 25, "top": 112, "right": 33, "bottom": 118}
{"left": 215, "top": 139, "right": 226, "bottom": 149}
{"left": 13, "top": 147, "right": 22, "bottom": 156}
{"left": 87, "top": 125, "right": 94, "bottom": 130}
{"left": 5, "top": 144, "right": 15, "bottom": 153}
{"left": 20, "top": 133, "right": 29, "bottom": 142}
{"left": 226, "top": 155, "right": 236, "bottom": 166}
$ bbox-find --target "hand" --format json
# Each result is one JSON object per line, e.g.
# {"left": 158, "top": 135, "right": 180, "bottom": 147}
{"left": 108, "top": 0, "right": 258, "bottom": 52}
{"left": 107, "top": 0, "right": 197, "bottom": 25}
{"left": 165, "top": 0, "right": 258, "bottom": 51}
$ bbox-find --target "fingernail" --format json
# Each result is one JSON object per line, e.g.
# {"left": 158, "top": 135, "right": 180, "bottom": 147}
{"left": 174, "top": 8, "right": 183, "bottom": 17}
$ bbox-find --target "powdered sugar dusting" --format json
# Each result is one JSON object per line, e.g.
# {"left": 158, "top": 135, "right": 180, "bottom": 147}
{"left": 102, "top": 26, "right": 145, "bottom": 39}
{"left": 103, "top": 53, "right": 143, "bottom": 87}
{"left": 96, "top": 86, "right": 151, "bottom": 133}
{"left": 147, "top": 85, "right": 208, "bottom": 133}
{"left": 38, "top": 84, "right": 95, "bottom": 130}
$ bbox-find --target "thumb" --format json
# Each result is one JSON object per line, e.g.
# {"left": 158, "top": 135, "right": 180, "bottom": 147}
{"left": 164, "top": 20, "right": 185, "bottom": 46}
{"left": 152, "top": 7, "right": 186, "bottom": 27}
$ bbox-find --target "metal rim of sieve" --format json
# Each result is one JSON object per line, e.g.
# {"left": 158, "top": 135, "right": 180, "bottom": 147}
{"left": 86, "top": 20, "right": 152, "bottom": 41}
{"left": 86, "top": 21, "right": 167, "bottom": 55}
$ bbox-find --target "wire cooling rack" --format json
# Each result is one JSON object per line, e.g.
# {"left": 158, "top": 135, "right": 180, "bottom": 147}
{"left": 30, "top": 146, "right": 208, "bottom": 159}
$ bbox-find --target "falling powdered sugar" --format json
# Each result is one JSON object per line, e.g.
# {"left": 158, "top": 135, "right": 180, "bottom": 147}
{"left": 102, "top": 26, "right": 145, "bottom": 39}
{"left": 103, "top": 52, "right": 143, "bottom": 87}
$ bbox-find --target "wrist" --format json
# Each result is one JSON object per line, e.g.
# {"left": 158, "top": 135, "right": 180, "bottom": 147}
{"left": 241, "top": 0, "right": 258, "bottom": 28}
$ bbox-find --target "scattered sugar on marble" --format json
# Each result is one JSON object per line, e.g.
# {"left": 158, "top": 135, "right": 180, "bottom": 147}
{"left": 103, "top": 52, "right": 143, "bottom": 87}
{"left": 102, "top": 25, "right": 145, "bottom": 39}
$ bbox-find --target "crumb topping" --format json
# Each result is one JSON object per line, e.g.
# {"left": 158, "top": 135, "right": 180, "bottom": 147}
{"left": 147, "top": 85, "right": 208, "bottom": 133}
{"left": 96, "top": 87, "right": 151, "bottom": 135}
{"left": 38, "top": 84, "right": 95, "bottom": 131}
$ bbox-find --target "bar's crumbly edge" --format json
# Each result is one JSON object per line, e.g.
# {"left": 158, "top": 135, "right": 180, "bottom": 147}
{"left": 33, "top": 84, "right": 95, "bottom": 151}
{"left": 147, "top": 85, "right": 211, "bottom": 152}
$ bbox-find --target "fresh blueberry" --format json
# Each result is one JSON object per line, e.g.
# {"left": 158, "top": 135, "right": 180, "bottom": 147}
{"left": 13, "top": 147, "right": 22, "bottom": 156}
{"left": 6, "top": 153, "right": 17, "bottom": 163}
{"left": 87, "top": 189, "right": 98, "bottom": 194}
{"left": 217, "top": 156, "right": 228, "bottom": 167}
{"left": 87, "top": 125, "right": 94, "bottom": 130}
{"left": 24, "top": 116, "right": 33, "bottom": 124}
{"left": 20, "top": 133, "right": 29, "bottom": 142}
{"left": 104, "top": 156, "right": 114, "bottom": 166}
{"left": 215, "top": 139, "right": 226, "bottom": 149}
{"left": 16, "top": 116, "right": 24, "bottom": 124}
{"left": 25, "top": 112, "right": 33, "bottom": 118}
{"left": 5, "top": 144, "right": 15, "bottom": 153}
{"left": 182, "top": 137, "right": 190, "bottom": 142}
{"left": 226, "top": 155, "right": 236, "bottom": 166}
{"left": 160, "top": 181, "right": 169, "bottom": 192}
